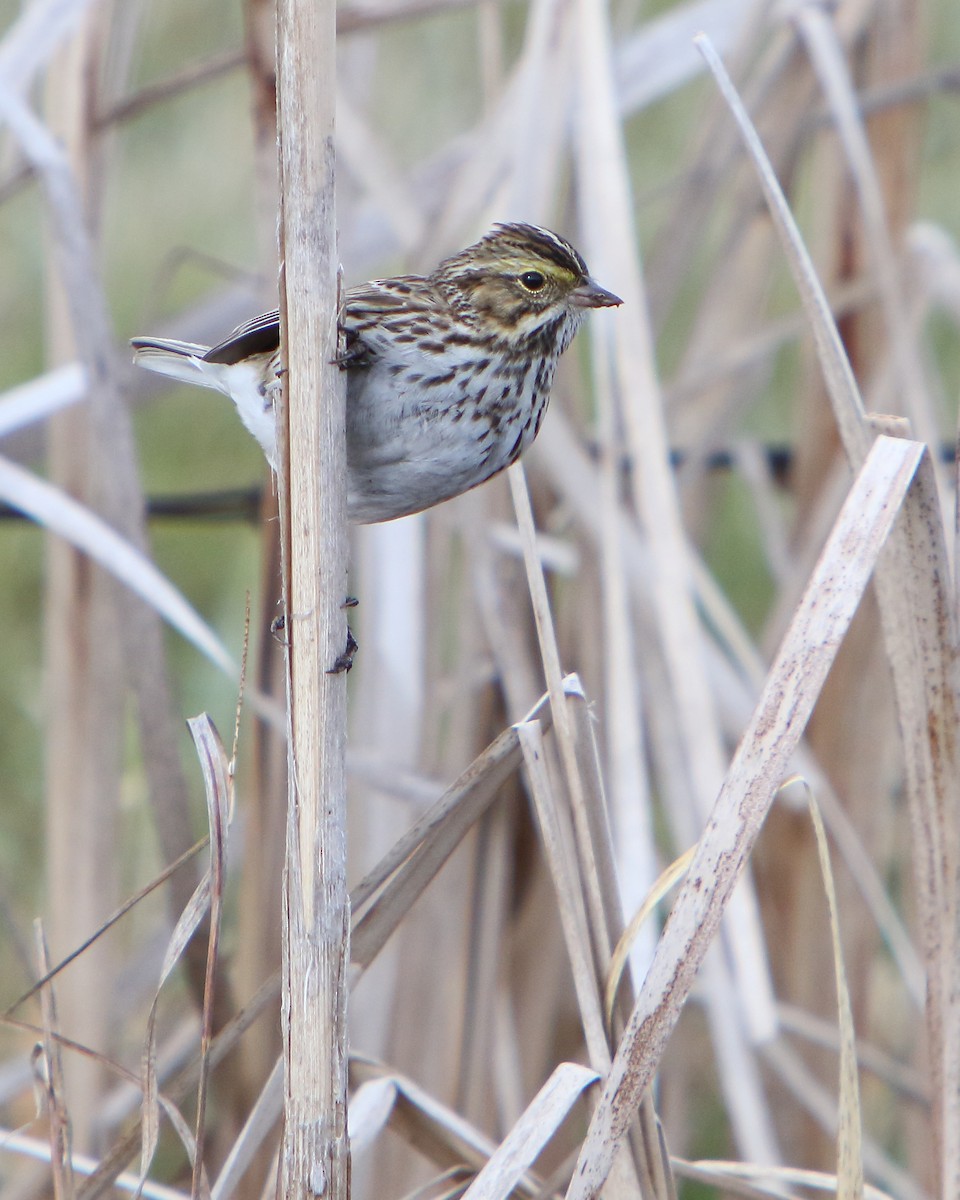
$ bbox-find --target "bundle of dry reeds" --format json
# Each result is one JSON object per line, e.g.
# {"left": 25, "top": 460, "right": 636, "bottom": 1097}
{"left": 2, "top": 1, "right": 960, "bottom": 1198}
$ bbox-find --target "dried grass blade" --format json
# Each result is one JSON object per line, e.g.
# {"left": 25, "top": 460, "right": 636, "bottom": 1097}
{"left": 759, "top": 1039, "right": 924, "bottom": 1200}
{"left": 349, "top": 1077, "right": 398, "bottom": 1154}
{"left": 34, "top": 921, "right": 76, "bottom": 1200}
{"left": 0, "top": 455, "right": 235, "bottom": 675}
{"left": 140, "top": 938, "right": 198, "bottom": 1182}
{"left": 517, "top": 721, "right": 609, "bottom": 1069}
{"left": 351, "top": 729, "right": 527, "bottom": 971}
{"left": 138, "top": 718, "right": 232, "bottom": 1196}
{"left": 459, "top": 1063, "right": 599, "bottom": 1200}
{"left": 795, "top": 7, "right": 929, "bottom": 439}
{"left": 779, "top": 747, "right": 924, "bottom": 1007}
{"left": 575, "top": 5, "right": 777, "bottom": 1162}
{"left": 694, "top": 33, "right": 870, "bottom": 461}
{"left": 775, "top": 1003, "right": 927, "bottom": 1104}
{"left": 349, "top": 1058, "right": 559, "bottom": 1200}
{"left": 604, "top": 848, "right": 696, "bottom": 1031}
{"left": 77, "top": 977, "right": 282, "bottom": 1200}
{"left": 186, "top": 716, "right": 233, "bottom": 1199}
{"left": 800, "top": 781, "right": 863, "bottom": 1200}
{"left": 881, "top": 447, "right": 960, "bottom": 1187}
{"left": 0, "top": 0, "right": 98, "bottom": 93}
{"left": 507, "top": 465, "right": 610, "bottom": 980}
{"left": 566, "top": 434, "right": 926, "bottom": 1200}
{"left": 349, "top": 1058, "right": 500, "bottom": 1181}
{"left": 0, "top": 364, "right": 86, "bottom": 437}
{"left": 671, "top": 1158, "right": 897, "bottom": 1200}
{"left": 5, "top": 838, "right": 207, "bottom": 1017}
{"left": 0, "top": 1127, "right": 189, "bottom": 1199}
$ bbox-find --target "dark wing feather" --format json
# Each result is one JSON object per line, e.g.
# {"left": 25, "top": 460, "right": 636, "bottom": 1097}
{"left": 201, "top": 274, "right": 432, "bottom": 367}
{"left": 204, "top": 310, "right": 281, "bottom": 364}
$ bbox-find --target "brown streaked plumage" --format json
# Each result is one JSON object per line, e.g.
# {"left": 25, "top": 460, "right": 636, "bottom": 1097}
{"left": 132, "top": 223, "right": 621, "bottom": 523}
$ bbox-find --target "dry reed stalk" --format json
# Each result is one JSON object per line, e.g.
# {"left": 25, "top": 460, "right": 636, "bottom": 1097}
{"left": 233, "top": 0, "right": 286, "bottom": 1146}
{"left": 354, "top": 7, "right": 576, "bottom": 1142}
{"left": 358, "top": 9, "right": 578, "bottom": 1187}
{"left": 784, "top": 9, "right": 926, "bottom": 1162}
{"left": 135, "top": 717, "right": 234, "bottom": 1195}
{"left": 275, "top": 2, "right": 350, "bottom": 1198}
{"left": 3, "top": 0, "right": 236, "bottom": 1078}
{"left": 186, "top": 715, "right": 234, "bottom": 1194}
{"left": 568, "top": 433, "right": 928, "bottom": 1199}
{"left": 34, "top": 922, "right": 76, "bottom": 1200}
{"left": 349, "top": 515, "right": 432, "bottom": 1197}
{"left": 576, "top": 0, "right": 780, "bottom": 1168}
{"left": 0, "top": 457, "right": 236, "bottom": 673}
{"left": 39, "top": 12, "right": 120, "bottom": 1148}
{"left": 456, "top": 798, "right": 514, "bottom": 1125}
{"left": 701, "top": 31, "right": 960, "bottom": 1193}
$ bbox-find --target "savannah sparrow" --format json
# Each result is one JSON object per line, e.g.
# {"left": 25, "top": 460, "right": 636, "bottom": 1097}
{"left": 132, "top": 223, "right": 621, "bottom": 523}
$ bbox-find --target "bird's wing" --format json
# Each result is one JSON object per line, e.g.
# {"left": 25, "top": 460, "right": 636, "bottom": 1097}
{"left": 201, "top": 274, "right": 435, "bottom": 367}
{"left": 204, "top": 310, "right": 281, "bottom": 364}
{"left": 343, "top": 276, "right": 428, "bottom": 313}
{"left": 338, "top": 276, "right": 436, "bottom": 367}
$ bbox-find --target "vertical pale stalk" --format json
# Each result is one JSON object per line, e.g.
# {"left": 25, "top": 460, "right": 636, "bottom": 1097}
{"left": 43, "top": 11, "right": 117, "bottom": 1151}
{"left": 275, "top": 0, "right": 350, "bottom": 1197}
{"left": 236, "top": 0, "right": 285, "bottom": 1107}
{"left": 573, "top": 0, "right": 779, "bottom": 1165}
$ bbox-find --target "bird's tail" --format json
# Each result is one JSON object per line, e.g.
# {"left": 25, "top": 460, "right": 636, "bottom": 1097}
{"left": 131, "top": 338, "right": 224, "bottom": 391}
{"left": 131, "top": 336, "right": 278, "bottom": 468}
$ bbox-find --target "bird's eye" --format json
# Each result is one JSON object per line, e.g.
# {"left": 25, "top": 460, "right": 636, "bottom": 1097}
{"left": 518, "top": 270, "right": 546, "bottom": 291}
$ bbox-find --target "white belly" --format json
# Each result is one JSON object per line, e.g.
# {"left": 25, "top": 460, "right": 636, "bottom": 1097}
{"left": 344, "top": 354, "right": 549, "bottom": 523}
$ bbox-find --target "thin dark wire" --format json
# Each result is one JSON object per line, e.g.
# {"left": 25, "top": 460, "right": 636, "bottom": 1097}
{"left": 0, "top": 442, "right": 955, "bottom": 526}
{"left": 0, "top": 486, "right": 264, "bottom": 524}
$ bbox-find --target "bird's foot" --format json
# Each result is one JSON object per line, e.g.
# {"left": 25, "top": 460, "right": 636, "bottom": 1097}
{"left": 271, "top": 598, "right": 357, "bottom": 657}
{"left": 327, "top": 627, "right": 359, "bottom": 674}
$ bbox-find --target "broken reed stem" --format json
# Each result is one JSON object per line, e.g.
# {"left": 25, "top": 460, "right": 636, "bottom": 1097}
{"left": 275, "top": 0, "right": 351, "bottom": 1197}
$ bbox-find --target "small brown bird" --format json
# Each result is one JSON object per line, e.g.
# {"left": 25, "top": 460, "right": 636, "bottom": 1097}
{"left": 132, "top": 223, "right": 621, "bottom": 522}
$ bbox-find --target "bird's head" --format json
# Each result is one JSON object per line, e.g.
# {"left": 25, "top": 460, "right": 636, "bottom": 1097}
{"left": 434, "top": 223, "right": 621, "bottom": 345}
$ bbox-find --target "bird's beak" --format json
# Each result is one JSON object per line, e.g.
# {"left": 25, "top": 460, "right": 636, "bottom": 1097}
{"left": 571, "top": 277, "right": 623, "bottom": 309}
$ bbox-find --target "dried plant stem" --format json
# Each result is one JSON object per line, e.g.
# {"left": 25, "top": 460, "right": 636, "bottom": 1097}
{"left": 41, "top": 15, "right": 118, "bottom": 1151}
{"left": 35, "top": 921, "right": 75, "bottom": 1200}
{"left": 506, "top": 464, "right": 609, "bottom": 974}
{"left": 276, "top": 0, "right": 350, "bottom": 1197}
{"left": 568, "top": 435, "right": 926, "bottom": 1200}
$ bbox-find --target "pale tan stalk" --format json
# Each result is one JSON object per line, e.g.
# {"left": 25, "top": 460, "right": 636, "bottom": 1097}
{"left": 276, "top": 0, "right": 350, "bottom": 1197}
